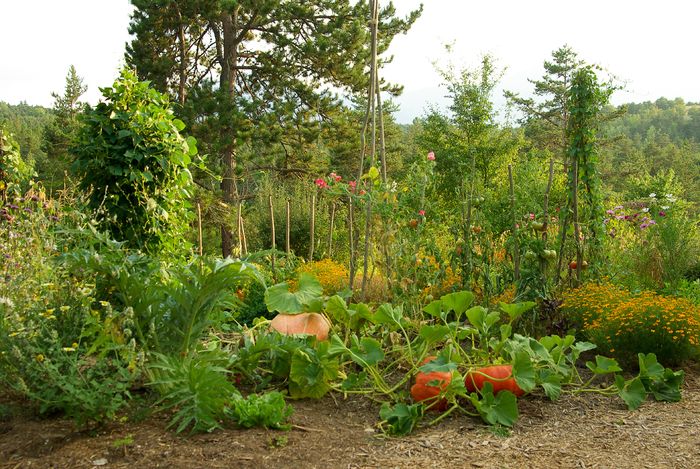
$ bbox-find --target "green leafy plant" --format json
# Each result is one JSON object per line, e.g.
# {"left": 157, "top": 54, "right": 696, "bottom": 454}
{"left": 72, "top": 68, "right": 198, "bottom": 254}
{"left": 148, "top": 350, "right": 237, "bottom": 434}
{"left": 228, "top": 391, "right": 293, "bottom": 430}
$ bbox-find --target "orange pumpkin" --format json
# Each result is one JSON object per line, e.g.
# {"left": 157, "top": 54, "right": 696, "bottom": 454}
{"left": 269, "top": 312, "right": 331, "bottom": 340}
{"left": 410, "top": 356, "right": 452, "bottom": 411}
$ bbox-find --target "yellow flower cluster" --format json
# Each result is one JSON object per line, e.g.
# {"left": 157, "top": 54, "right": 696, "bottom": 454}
{"left": 561, "top": 282, "right": 700, "bottom": 365}
{"left": 491, "top": 283, "right": 517, "bottom": 306}
{"left": 296, "top": 258, "right": 349, "bottom": 295}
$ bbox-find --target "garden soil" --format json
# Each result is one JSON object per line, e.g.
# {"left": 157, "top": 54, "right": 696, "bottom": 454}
{"left": 1, "top": 367, "right": 698, "bottom": 469}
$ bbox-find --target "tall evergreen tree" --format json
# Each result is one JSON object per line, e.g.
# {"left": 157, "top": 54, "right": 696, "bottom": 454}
{"left": 126, "top": 0, "right": 421, "bottom": 257}
{"left": 505, "top": 45, "right": 583, "bottom": 156}
{"left": 41, "top": 65, "right": 87, "bottom": 189}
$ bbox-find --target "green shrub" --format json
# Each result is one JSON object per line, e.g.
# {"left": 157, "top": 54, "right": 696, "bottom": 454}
{"left": 72, "top": 68, "right": 197, "bottom": 254}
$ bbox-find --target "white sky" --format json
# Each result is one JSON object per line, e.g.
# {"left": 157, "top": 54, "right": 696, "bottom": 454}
{"left": 2, "top": 1, "right": 699, "bottom": 123}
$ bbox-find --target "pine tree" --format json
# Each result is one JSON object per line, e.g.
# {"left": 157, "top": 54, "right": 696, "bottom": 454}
{"left": 41, "top": 65, "right": 86, "bottom": 189}
{"left": 126, "top": 0, "right": 421, "bottom": 257}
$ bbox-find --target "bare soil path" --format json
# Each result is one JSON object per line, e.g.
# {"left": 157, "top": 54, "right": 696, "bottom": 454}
{"left": 1, "top": 370, "right": 698, "bottom": 469}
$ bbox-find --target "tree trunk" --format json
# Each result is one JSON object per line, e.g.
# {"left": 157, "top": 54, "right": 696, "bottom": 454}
{"left": 219, "top": 9, "right": 239, "bottom": 258}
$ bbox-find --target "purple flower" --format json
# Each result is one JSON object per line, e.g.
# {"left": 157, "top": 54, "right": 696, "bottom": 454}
{"left": 659, "top": 211, "right": 666, "bottom": 217}
{"left": 606, "top": 209, "right": 615, "bottom": 215}
{"left": 640, "top": 223, "right": 649, "bottom": 229}
{"left": 614, "top": 205, "right": 624, "bottom": 210}
{"left": 648, "top": 220, "right": 657, "bottom": 226}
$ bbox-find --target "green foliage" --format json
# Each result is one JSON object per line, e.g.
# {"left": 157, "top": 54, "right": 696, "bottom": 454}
{"left": 148, "top": 351, "right": 237, "bottom": 434}
{"left": 265, "top": 273, "right": 324, "bottom": 314}
{"left": 603, "top": 189, "right": 700, "bottom": 291}
{"left": 0, "top": 185, "right": 141, "bottom": 427}
{"left": 228, "top": 391, "right": 293, "bottom": 430}
{"left": 72, "top": 68, "right": 197, "bottom": 254}
{"left": 468, "top": 384, "right": 519, "bottom": 427}
{"left": 0, "top": 126, "right": 34, "bottom": 197}
{"left": 288, "top": 341, "right": 339, "bottom": 399}
{"left": 379, "top": 402, "right": 423, "bottom": 436}
{"left": 119, "top": 258, "right": 264, "bottom": 355}
{"left": 0, "top": 102, "right": 49, "bottom": 180}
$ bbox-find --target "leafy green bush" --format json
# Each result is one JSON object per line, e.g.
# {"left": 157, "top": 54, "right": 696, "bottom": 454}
{"left": 148, "top": 350, "right": 237, "bottom": 434}
{"left": 0, "top": 126, "right": 35, "bottom": 198}
{"left": 227, "top": 391, "right": 293, "bottom": 430}
{"left": 72, "top": 68, "right": 197, "bottom": 254}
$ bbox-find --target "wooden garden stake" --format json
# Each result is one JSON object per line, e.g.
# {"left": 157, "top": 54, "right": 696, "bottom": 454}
{"left": 376, "top": 73, "right": 387, "bottom": 183}
{"left": 309, "top": 193, "right": 316, "bottom": 261}
{"left": 241, "top": 216, "right": 248, "bottom": 255}
{"left": 269, "top": 195, "right": 276, "bottom": 281}
{"left": 328, "top": 202, "right": 336, "bottom": 257}
{"left": 197, "top": 203, "right": 203, "bottom": 256}
{"left": 237, "top": 202, "right": 243, "bottom": 254}
{"left": 348, "top": 196, "right": 356, "bottom": 290}
{"left": 286, "top": 198, "right": 291, "bottom": 254}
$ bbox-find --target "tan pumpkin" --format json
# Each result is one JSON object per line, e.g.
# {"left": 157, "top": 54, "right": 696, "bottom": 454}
{"left": 269, "top": 312, "right": 331, "bottom": 340}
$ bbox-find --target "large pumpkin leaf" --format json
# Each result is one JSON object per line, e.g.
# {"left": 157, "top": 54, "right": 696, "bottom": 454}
{"left": 372, "top": 303, "right": 405, "bottom": 329}
{"left": 325, "top": 295, "right": 349, "bottom": 323}
{"left": 472, "top": 383, "right": 519, "bottom": 427}
{"left": 647, "top": 369, "right": 684, "bottom": 403}
{"left": 288, "top": 344, "right": 339, "bottom": 399}
{"left": 349, "top": 337, "right": 385, "bottom": 366}
{"left": 499, "top": 301, "right": 536, "bottom": 323}
{"left": 586, "top": 355, "right": 622, "bottom": 375}
{"left": 264, "top": 273, "right": 323, "bottom": 314}
{"left": 440, "top": 291, "right": 474, "bottom": 317}
{"left": 379, "top": 402, "right": 423, "bottom": 436}
{"left": 615, "top": 375, "right": 646, "bottom": 410}
{"left": 422, "top": 299, "right": 444, "bottom": 318}
{"left": 538, "top": 371, "right": 562, "bottom": 401}
{"left": 418, "top": 324, "right": 451, "bottom": 346}
{"left": 512, "top": 352, "right": 536, "bottom": 393}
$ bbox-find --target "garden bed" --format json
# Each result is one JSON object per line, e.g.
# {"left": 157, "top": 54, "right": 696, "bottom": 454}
{"left": 1, "top": 367, "right": 698, "bottom": 469}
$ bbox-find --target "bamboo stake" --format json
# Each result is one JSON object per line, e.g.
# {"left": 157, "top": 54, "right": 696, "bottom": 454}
{"left": 241, "top": 214, "right": 248, "bottom": 255}
{"left": 309, "top": 193, "right": 316, "bottom": 261}
{"left": 328, "top": 202, "right": 336, "bottom": 257}
{"left": 237, "top": 202, "right": 243, "bottom": 254}
{"left": 508, "top": 165, "right": 520, "bottom": 282}
{"left": 269, "top": 195, "right": 276, "bottom": 281}
{"left": 361, "top": 0, "right": 380, "bottom": 301}
{"left": 376, "top": 73, "right": 387, "bottom": 183}
{"left": 286, "top": 198, "right": 291, "bottom": 254}
{"left": 197, "top": 203, "right": 203, "bottom": 257}
{"left": 348, "top": 196, "right": 356, "bottom": 290}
